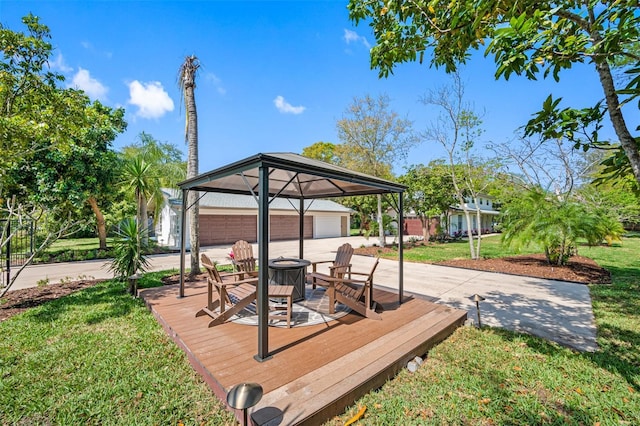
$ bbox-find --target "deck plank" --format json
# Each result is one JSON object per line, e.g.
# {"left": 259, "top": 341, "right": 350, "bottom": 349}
{"left": 141, "top": 277, "right": 467, "bottom": 425}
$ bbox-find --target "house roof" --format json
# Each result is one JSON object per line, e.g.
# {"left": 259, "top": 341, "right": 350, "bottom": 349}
{"left": 177, "top": 152, "right": 406, "bottom": 199}
{"left": 163, "top": 188, "right": 352, "bottom": 213}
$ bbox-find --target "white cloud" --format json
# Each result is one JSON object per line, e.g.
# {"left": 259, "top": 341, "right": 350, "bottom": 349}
{"left": 343, "top": 29, "right": 371, "bottom": 49}
{"left": 127, "top": 80, "right": 174, "bottom": 119}
{"left": 273, "top": 95, "right": 305, "bottom": 115}
{"left": 69, "top": 68, "right": 108, "bottom": 100}
{"left": 205, "top": 72, "right": 226, "bottom": 95}
{"left": 49, "top": 53, "right": 72, "bottom": 73}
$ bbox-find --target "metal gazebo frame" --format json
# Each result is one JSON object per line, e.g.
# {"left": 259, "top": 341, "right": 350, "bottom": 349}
{"left": 177, "top": 153, "right": 406, "bottom": 362}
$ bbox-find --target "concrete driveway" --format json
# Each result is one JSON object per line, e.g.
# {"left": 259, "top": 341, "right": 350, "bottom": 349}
{"left": 9, "top": 236, "right": 597, "bottom": 352}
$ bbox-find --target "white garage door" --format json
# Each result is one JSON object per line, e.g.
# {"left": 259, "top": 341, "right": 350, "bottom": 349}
{"left": 314, "top": 215, "right": 341, "bottom": 238}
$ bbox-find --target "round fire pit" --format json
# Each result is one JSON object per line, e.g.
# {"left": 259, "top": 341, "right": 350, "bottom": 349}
{"left": 268, "top": 257, "right": 311, "bottom": 302}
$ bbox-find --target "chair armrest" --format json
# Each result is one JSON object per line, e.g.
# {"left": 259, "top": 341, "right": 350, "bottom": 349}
{"left": 220, "top": 270, "right": 257, "bottom": 279}
{"left": 328, "top": 264, "right": 352, "bottom": 276}
{"left": 310, "top": 259, "right": 333, "bottom": 273}
{"left": 219, "top": 276, "right": 258, "bottom": 287}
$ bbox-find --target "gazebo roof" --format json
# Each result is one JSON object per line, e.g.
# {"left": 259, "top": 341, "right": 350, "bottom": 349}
{"left": 178, "top": 152, "right": 406, "bottom": 198}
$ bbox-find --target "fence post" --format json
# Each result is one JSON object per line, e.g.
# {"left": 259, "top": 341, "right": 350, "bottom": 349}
{"left": 5, "top": 220, "right": 10, "bottom": 286}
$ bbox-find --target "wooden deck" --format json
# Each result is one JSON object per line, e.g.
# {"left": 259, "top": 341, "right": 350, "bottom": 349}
{"left": 141, "top": 278, "right": 467, "bottom": 425}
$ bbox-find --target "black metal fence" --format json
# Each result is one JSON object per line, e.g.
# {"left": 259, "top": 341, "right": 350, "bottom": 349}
{"left": 1, "top": 219, "right": 35, "bottom": 287}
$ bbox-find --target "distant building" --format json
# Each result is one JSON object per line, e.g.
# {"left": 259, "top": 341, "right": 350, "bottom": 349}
{"left": 394, "top": 195, "right": 500, "bottom": 238}
{"left": 156, "top": 189, "right": 352, "bottom": 248}
{"left": 446, "top": 195, "right": 500, "bottom": 236}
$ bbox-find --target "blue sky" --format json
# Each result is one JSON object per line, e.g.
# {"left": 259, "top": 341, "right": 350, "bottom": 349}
{"left": 1, "top": 1, "right": 630, "bottom": 176}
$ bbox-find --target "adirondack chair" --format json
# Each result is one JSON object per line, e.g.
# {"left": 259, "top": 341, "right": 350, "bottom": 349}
{"left": 196, "top": 254, "right": 258, "bottom": 327}
{"left": 307, "top": 243, "right": 354, "bottom": 289}
{"left": 335, "top": 258, "right": 381, "bottom": 320}
{"left": 231, "top": 240, "right": 257, "bottom": 276}
{"left": 319, "top": 258, "right": 381, "bottom": 320}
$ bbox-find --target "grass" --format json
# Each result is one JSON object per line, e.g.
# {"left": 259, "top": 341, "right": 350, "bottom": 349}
{"left": 35, "top": 237, "right": 173, "bottom": 263}
{"left": 2, "top": 237, "right": 638, "bottom": 424}
{"left": 47, "top": 237, "right": 117, "bottom": 252}
{"left": 0, "top": 272, "right": 236, "bottom": 425}
{"left": 378, "top": 234, "right": 543, "bottom": 263}
{"left": 325, "top": 236, "right": 640, "bottom": 425}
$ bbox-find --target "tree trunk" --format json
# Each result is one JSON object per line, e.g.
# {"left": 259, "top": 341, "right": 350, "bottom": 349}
{"left": 87, "top": 196, "right": 107, "bottom": 250}
{"left": 474, "top": 198, "right": 482, "bottom": 258}
{"left": 420, "top": 215, "right": 431, "bottom": 242}
{"left": 591, "top": 39, "right": 640, "bottom": 187}
{"left": 182, "top": 56, "right": 200, "bottom": 277}
{"left": 140, "top": 194, "right": 148, "bottom": 245}
{"left": 377, "top": 194, "right": 385, "bottom": 246}
{"left": 463, "top": 208, "right": 477, "bottom": 259}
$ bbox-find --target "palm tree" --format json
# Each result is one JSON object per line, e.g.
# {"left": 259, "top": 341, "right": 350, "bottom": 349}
{"left": 121, "top": 156, "right": 159, "bottom": 245}
{"left": 122, "top": 132, "right": 187, "bottom": 228}
{"left": 179, "top": 55, "right": 201, "bottom": 277}
{"left": 500, "top": 188, "right": 622, "bottom": 265}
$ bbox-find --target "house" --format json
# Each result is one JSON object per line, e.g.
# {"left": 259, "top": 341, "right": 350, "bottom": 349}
{"left": 446, "top": 195, "right": 500, "bottom": 236}
{"left": 156, "top": 189, "right": 352, "bottom": 248}
{"left": 391, "top": 195, "right": 500, "bottom": 238}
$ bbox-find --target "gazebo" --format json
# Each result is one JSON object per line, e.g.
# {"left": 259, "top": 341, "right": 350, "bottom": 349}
{"left": 177, "top": 153, "right": 406, "bottom": 361}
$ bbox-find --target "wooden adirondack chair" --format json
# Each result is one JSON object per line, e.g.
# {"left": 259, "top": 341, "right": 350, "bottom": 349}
{"left": 231, "top": 240, "right": 257, "bottom": 276}
{"left": 196, "top": 254, "right": 258, "bottom": 327}
{"left": 320, "top": 258, "right": 381, "bottom": 320}
{"left": 307, "top": 243, "right": 354, "bottom": 289}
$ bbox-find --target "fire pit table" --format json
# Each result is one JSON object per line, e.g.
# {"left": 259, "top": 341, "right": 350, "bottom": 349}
{"left": 268, "top": 257, "right": 311, "bottom": 302}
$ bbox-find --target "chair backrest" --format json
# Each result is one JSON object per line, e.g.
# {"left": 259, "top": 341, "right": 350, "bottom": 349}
{"left": 201, "top": 253, "right": 223, "bottom": 283}
{"left": 362, "top": 257, "right": 380, "bottom": 292}
{"left": 332, "top": 243, "right": 354, "bottom": 276}
{"left": 335, "top": 257, "right": 380, "bottom": 302}
{"left": 231, "top": 240, "right": 256, "bottom": 273}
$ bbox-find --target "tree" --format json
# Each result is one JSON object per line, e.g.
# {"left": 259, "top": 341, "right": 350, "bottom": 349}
{"left": 121, "top": 132, "right": 186, "bottom": 230}
{"left": 336, "top": 94, "right": 418, "bottom": 245}
{"left": 420, "top": 72, "right": 494, "bottom": 258}
{"left": 399, "top": 161, "right": 456, "bottom": 242}
{"left": 500, "top": 187, "right": 623, "bottom": 265}
{"left": 121, "top": 156, "right": 158, "bottom": 246}
{"left": 348, "top": 1, "right": 640, "bottom": 188}
{"left": 301, "top": 141, "right": 339, "bottom": 164}
{"left": 1, "top": 15, "right": 124, "bottom": 293}
{"left": 178, "top": 56, "right": 201, "bottom": 277}
{"left": 1, "top": 14, "right": 96, "bottom": 182}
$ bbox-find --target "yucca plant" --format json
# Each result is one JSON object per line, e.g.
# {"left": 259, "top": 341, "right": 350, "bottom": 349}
{"left": 109, "top": 218, "right": 150, "bottom": 294}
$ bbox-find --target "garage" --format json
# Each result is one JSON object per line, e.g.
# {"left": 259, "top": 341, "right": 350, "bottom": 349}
{"left": 199, "top": 214, "right": 257, "bottom": 246}
{"left": 157, "top": 190, "right": 351, "bottom": 248}
{"left": 270, "top": 215, "right": 313, "bottom": 241}
{"left": 314, "top": 215, "right": 342, "bottom": 238}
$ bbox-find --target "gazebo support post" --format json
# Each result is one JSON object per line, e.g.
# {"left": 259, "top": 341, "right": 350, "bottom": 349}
{"left": 398, "top": 191, "right": 404, "bottom": 305}
{"left": 179, "top": 189, "right": 188, "bottom": 298}
{"left": 299, "top": 197, "right": 304, "bottom": 259}
{"left": 255, "top": 165, "right": 271, "bottom": 362}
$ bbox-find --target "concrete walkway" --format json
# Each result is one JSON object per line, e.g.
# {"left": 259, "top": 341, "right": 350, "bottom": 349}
{"left": 9, "top": 236, "right": 597, "bottom": 352}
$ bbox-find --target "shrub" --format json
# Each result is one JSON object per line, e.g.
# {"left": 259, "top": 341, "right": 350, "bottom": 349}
{"left": 109, "top": 219, "right": 150, "bottom": 294}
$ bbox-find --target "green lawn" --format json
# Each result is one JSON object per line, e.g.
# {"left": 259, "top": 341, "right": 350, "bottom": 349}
{"left": 378, "top": 234, "right": 543, "bottom": 262}
{"left": 1, "top": 238, "right": 638, "bottom": 424}
{"left": 327, "top": 237, "right": 640, "bottom": 425}
{"left": 0, "top": 272, "right": 236, "bottom": 425}
{"left": 47, "top": 237, "right": 117, "bottom": 252}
